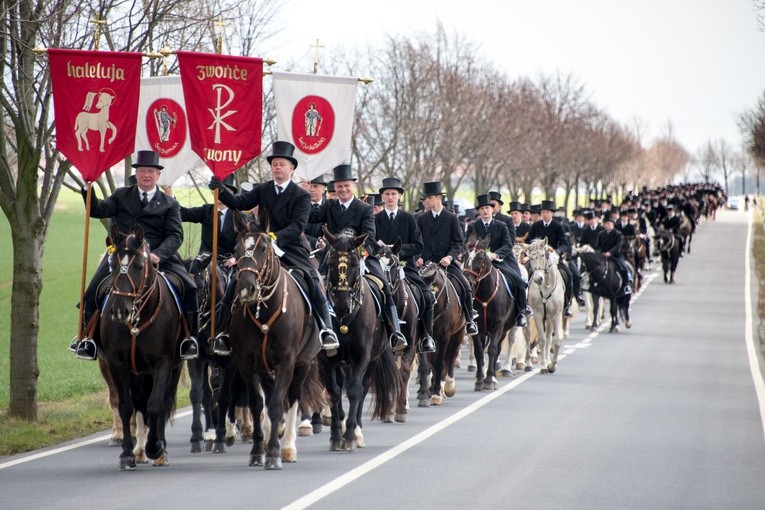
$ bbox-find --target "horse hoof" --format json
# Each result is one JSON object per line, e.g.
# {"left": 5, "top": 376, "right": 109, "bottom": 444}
{"left": 152, "top": 452, "right": 169, "bottom": 467}
{"left": 241, "top": 433, "right": 253, "bottom": 444}
{"left": 119, "top": 456, "right": 136, "bottom": 471}
{"left": 548, "top": 364, "right": 557, "bottom": 374}
{"left": 298, "top": 425, "right": 313, "bottom": 437}
{"left": 108, "top": 438, "right": 122, "bottom": 447}
{"left": 474, "top": 382, "right": 483, "bottom": 392}
{"left": 249, "top": 454, "right": 265, "bottom": 466}
{"left": 626, "top": 320, "right": 632, "bottom": 329}
{"left": 531, "top": 357, "right": 538, "bottom": 363}
{"left": 482, "top": 381, "right": 497, "bottom": 391}
{"left": 341, "top": 439, "right": 357, "bottom": 452}
{"left": 225, "top": 436, "right": 236, "bottom": 447}
{"left": 540, "top": 368, "right": 549, "bottom": 374}
{"left": 282, "top": 448, "right": 297, "bottom": 463}
{"left": 499, "top": 369, "right": 513, "bottom": 378}
{"left": 418, "top": 399, "right": 431, "bottom": 408}
{"left": 395, "top": 412, "right": 408, "bottom": 423}
{"left": 312, "top": 423, "right": 323, "bottom": 434}
{"left": 454, "top": 358, "right": 461, "bottom": 368}
{"left": 443, "top": 383, "right": 456, "bottom": 398}
{"left": 329, "top": 439, "right": 343, "bottom": 451}
{"left": 265, "top": 456, "right": 284, "bottom": 470}
{"left": 322, "top": 416, "right": 332, "bottom": 427}
{"left": 430, "top": 395, "right": 443, "bottom": 406}
{"left": 190, "top": 441, "right": 204, "bottom": 454}
{"left": 211, "top": 441, "right": 227, "bottom": 454}
{"left": 205, "top": 440, "right": 214, "bottom": 452}
{"left": 514, "top": 363, "right": 524, "bottom": 371}
{"left": 524, "top": 365, "right": 533, "bottom": 372}
{"left": 467, "top": 364, "right": 477, "bottom": 372}
{"left": 134, "top": 451, "right": 148, "bottom": 464}
{"left": 383, "top": 414, "right": 394, "bottom": 424}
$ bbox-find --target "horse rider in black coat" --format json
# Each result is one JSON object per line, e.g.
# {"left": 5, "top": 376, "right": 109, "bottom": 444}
{"left": 466, "top": 194, "right": 529, "bottom": 328}
{"left": 415, "top": 181, "right": 479, "bottom": 336}
{"left": 71, "top": 150, "right": 199, "bottom": 361}
{"left": 177, "top": 181, "right": 239, "bottom": 279}
{"left": 507, "top": 201, "right": 530, "bottom": 243}
{"left": 595, "top": 216, "right": 633, "bottom": 294}
{"left": 302, "top": 174, "right": 328, "bottom": 251}
{"left": 660, "top": 204, "right": 685, "bottom": 255}
{"left": 374, "top": 177, "right": 436, "bottom": 353}
{"left": 309, "top": 164, "right": 407, "bottom": 354}
{"left": 209, "top": 141, "right": 340, "bottom": 355}
{"left": 578, "top": 210, "right": 603, "bottom": 249}
{"left": 569, "top": 209, "right": 586, "bottom": 246}
{"left": 488, "top": 190, "right": 515, "bottom": 238}
{"left": 526, "top": 200, "right": 581, "bottom": 317}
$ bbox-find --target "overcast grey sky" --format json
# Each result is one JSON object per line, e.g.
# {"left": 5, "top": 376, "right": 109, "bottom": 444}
{"left": 269, "top": 0, "right": 765, "bottom": 157}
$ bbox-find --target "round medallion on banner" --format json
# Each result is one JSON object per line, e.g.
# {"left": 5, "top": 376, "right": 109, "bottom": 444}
{"left": 292, "top": 95, "right": 334, "bottom": 155}
{"left": 146, "top": 99, "right": 187, "bottom": 158}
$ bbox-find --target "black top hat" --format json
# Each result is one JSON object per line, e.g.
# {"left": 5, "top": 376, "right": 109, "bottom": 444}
{"left": 574, "top": 209, "right": 584, "bottom": 217}
{"left": 530, "top": 204, "right": 542, "bottom": 214}
{"left": 465, "top": 208, "right": 478, "bottom": 220}
{"left": 379, "top": 177, "right": 404, "bottom": 194}
{"left": 521, "top": 203, "right": 530, "bottom": 212}
{"left": 540, "top": 200, "right": 556, "bottom": 212}
{"left": 666, "top": 204, "right": 674, "bottom": 210}
{"left": 628, "top": 207, "right": 637, "bottom": 214}
{"left": 310, "top": 174, "right": 328, "bottom": 186}
{"left": 488, "top": 191, "right": 504, "bottom": 205}
{"left": 475, "top": 194, "right": 493, "bottom": 209}
{"left": 602, "top": 215, "right": 615, "bottom": 223}
{"left": 583, "top": 210, "right": 595, "bottom": 220}
{"left": 364, "top": 193, "right": 382, "bottom": 206}
{"left": 421, "top": 181, "right": 443, "bottom": 198}
{"left": 507, "top": 201, "right": 522, "bottom": 213}
{"left": 619, "top": 209, "right": 629, "bottom": 216}
{"left": 330, "top": 164, "right": 356, "bottom": 183}
{"left": 326, "top": 181, "right": 335, "bottom": 193}
{"left": 132, "top": 150, "right": 163, "bottom": 170}
{"left": 266, "top": 140, "right": 298, "bottom": 168}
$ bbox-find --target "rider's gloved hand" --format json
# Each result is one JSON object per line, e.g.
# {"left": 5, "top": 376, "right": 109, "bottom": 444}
{"left": 209, "top": 176, "right": 221, "bottom": 190}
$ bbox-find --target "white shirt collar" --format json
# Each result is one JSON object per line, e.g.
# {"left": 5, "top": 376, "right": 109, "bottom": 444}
{"left": 339, "top": 198, "right": 354, "bottom": 209}
{"left": 139, "top": 186, "right": 158, "bottom": 203}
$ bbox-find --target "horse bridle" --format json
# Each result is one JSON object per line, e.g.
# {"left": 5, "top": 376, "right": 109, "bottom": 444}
{"left": 235, "top": 233, "right": 281, "bottom": 301}
{"left": 530, "top": 247, "right": 560, "bottom": 303}
{"left": 464, "top": 248, "right": 492, "bottom": 284}
{"left": 326, "top": 249, "right": 364, "bottom": 323}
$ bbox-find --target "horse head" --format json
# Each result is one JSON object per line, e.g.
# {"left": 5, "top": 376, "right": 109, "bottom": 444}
{"left": 323, "top": 226, "right": 367, "bottom": 318}
{"left": 527, "top": 238, "right": 557, "bottom": 285}
{"left": 232, "top": 210, "right": 278, "bottom": 304}
{"left": 570, "top": 243, "right": 603, "bottom": 273}
{"left": 107, "top": 224, "right": 155, "bottom": 324}
{"left": 463, "top": 233, "right": 491, "bottom": 287}
{"left": 371, "top": 238, "right": 403, "bottom": 289}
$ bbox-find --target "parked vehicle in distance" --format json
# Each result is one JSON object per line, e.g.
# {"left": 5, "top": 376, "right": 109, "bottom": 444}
{"left": 727, "top": 196, "right": 740, "bottom": 210}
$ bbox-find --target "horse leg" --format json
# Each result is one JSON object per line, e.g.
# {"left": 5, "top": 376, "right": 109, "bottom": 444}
{"left": 429, "top": 348, "right": 446, "bottom": 406}
{"left": 443, "top": 330, "right": 462, "bottom": 398}
{"left": 144, "top": 363, "right": 173, "bottom": 465}
{"left": 321, "top": 362, "right": 344, "bottom": 451}
{"left": 98, "top": 357, "right": 123, "bottom": 447}
{"left": 483, "top": 333, "right": 500, "bottom": 390}
{"left": 261, "top": 374, "right": 286, "bottom": 470}
{"left": 299, "top": 410, "right": 314, "bottom": 437}
{"left": 395, "top": 352, "right": 414, "bottom": 422}
{"left": 281, "top": 401, "right": 300, "bottom": 463}
{"left": 609, "top": 299, "right": 620, "bottom": 333}
{"left": 187, "top": 357, "right": 207, "bottom": 453}
{"left": 472, "top": 333, "right": 485, "bottom": 391}
{"left": 466, "top": 336, "right": 477, "bottom": 372}
{"left": 342, "top": 365, "right": 364, "bottom": 452}
{"left": 243, "top": 373, "right": 265, "bottom": 467}
{"left": 211, "top": 365, "right": 236, "bottom": 453}
{"left": 417, "top": 352, "right": 432, "bottom": 407}
{"left": 112, "top": 368, "right": 137, "bottom": 471}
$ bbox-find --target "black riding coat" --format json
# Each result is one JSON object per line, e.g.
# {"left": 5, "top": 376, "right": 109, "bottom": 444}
{"left": 527, "top": 219, "right": 570, "bottom": 253}
{"left": 465, "top": 220, "right": 522, "bottom": 282}
{"left": 579, "top": 224, "right": 604, "bottom": 249}
{"left": 595, "top": 228, "right": 624, "bottom": 258}
{"left": 179, "top": 204, "right": 238, "bottom": 257}
{"left": 416, "top": 209, "right": 465, "bottom": 268}
{"left": 493, "top": 211, "right": 517, "bottom": 245}
{"left": 375, "top": 208, "right": 427, "bottom": 286}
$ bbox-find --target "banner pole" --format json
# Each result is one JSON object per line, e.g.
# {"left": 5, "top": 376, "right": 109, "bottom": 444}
{"left": 76, "top": 182, "right": 93, "bottom": 343}
{"left": 210, "top": 188, "right": 219, "bottom": 343}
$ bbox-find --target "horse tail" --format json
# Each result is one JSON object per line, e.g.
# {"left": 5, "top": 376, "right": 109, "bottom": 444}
{"left": 369, "top": 347, "right": 399, "bottom": 420}
{"left": 298, "top": 360, "right": 328, "bottom": 415}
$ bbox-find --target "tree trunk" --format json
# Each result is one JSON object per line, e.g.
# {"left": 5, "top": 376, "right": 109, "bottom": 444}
{"left": 8, "top": 209, "right": 45, "bottom": 420}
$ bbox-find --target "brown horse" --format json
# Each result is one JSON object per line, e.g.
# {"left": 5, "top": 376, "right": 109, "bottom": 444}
{"left": 228, "top": 212, "right": 326, "bottom": 469}
{"left": 463, "top": 234, "right": 517, "bottom": 390}
{"left": 322, "top": 227, "right": 399, "bottom": 451}
{"left": 621, "top": 236, "right": 644, "bottom": 292}
{"left": 373, "top": 239, "right": 423, "bottom": 423}
{"left": 418, "top": 262, "right": 465, "bottom": 406}
{"left": 99, "top": 225, "right": 183, "bottom": 470}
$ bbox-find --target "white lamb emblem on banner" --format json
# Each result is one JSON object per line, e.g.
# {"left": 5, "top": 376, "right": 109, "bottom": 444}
{"left": 74, "top": 89, "right": 117, "bottom": 152}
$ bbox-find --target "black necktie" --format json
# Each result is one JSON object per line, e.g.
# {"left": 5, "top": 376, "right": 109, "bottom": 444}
{"left": 141, "top": 191, "right": 148, "bottom": 208}
{"left": 389, "top": 212, "right": 395, "bottom": 222}
{"left": 341, "top": 204, "right": 347, "bottom": 213}
{"left": 276, "top": 185, "right": 283, "bottom": 195}
{"left": 219, "top": 211, "right": 224, "bottom": 231}
{"left": 484, "top": 222, "right": 490, "bottom": 229}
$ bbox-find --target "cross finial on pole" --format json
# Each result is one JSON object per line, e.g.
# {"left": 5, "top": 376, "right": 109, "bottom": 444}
{"left": 311, "top": 39, "right": 325, "bottom": 74}
{"left": 215, "top": 16, "right": 228, "bottom": 55}
{"left": 89, "top": 17, "right": 108, "bottom": 50}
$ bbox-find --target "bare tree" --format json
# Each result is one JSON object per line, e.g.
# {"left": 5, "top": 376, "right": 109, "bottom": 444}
{"left": 731, "top": 149, "right": 751, "bottom": 195}
{"left": 696, "top": 140, "right": 719, "bottom": 183}
{"left": 714, "top": 138, "right": 734, "bottom": 195}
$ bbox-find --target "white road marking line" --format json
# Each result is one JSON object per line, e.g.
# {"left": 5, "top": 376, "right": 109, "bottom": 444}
{"left": 284, "top": 271, "right": 657, "bottom": 509}
{"left": 0, "top": 409, "right": 192, "bottom": 470}
{"left": 743, "top": 210, "right": 765, "bottom": 442}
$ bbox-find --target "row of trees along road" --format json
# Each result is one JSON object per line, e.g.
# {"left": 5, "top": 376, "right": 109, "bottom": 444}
{"left": 3, "top": 2, "right": 762, "bottom": 420}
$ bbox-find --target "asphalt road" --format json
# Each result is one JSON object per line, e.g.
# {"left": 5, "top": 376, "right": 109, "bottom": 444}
{"left": 2, "top": 209, "right": 764, "bottom": 510}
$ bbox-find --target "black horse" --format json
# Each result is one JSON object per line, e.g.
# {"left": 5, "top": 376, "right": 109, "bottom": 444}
{"left": 654, "top": 227, "right": 681, "bottom": 284}
{"left": 229, "top": 212, "right": 326, "bottom": 469}
{"left": 572, "top": 245, "right": 632, "bottom": 333}
{"left": 100, "top": 225, "right": 183, "bottom": 470}
{"left": 463, "top": 234, "right": 517, "bottom": 390}
{"left": 373, "top": 239, "right": 423, "bottom": 423}
{"left": 322, "top": 227, "right": 399, "bottom": 451}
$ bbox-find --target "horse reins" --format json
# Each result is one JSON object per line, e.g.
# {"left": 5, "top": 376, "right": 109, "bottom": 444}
{"left": 530, "top": 248, "right": 559, "bottom": 328}
{"left": 465, "top": 250, "right": 499, "bottom": 332}
{"left": 326, "top": 249, "right": 365, "bottom": 329}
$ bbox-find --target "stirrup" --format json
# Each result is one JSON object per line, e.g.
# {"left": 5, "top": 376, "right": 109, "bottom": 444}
{"left": 75, "top": 339, "right": 98, "bottom": 361}
{"left": 212, "top": 332, "right": 232, "bottom": 356}
{"left": 623, "top": 285, "right": 632, "bottom": 295}
{"left": 68, "top": 335, "right": 79, "bottom": 352}
{"left": 418, "top": 335, "right": 436, "bottom": 353}
{"left": 564, "top": 306, "right": 574, "bottom": 318}
{"left": 320, "top": 329, "right": 340, "bottom": 350}
{"left": 466, "top": 321, "right": 478, "bottom": 335}
{"left": 180, "top": 337, "right": 199, "bottom": 360}
{"left": 390, "top": 331, "right": 407, "bottom": 353}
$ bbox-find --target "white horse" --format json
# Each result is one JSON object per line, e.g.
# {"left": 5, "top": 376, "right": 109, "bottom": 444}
{"left": 74, "top": 90, "right": 117, "bottom": 152}
{"left": 526, "top": 239, "right": 565, "bottom": 374}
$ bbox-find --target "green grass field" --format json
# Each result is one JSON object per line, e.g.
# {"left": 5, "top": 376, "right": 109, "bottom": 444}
{"left": 0, "top": 187, "right": 209, "bottom": 408}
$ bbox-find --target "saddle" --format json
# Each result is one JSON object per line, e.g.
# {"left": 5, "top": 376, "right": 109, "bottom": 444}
{"left": 363, "top": 275, "right": 384, "bottom": 316}
{"left": 285, "top": 267, "right": 313, "bottom": 314}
